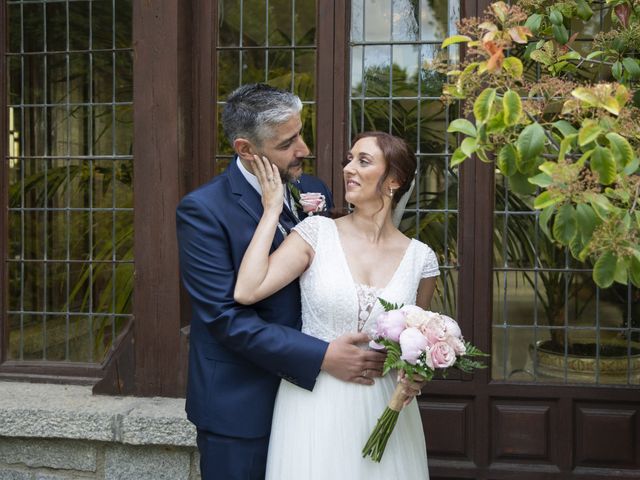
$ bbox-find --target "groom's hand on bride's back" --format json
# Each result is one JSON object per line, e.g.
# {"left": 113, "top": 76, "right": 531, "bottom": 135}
{"left": 321, "top": 332, "right": 386, "bottom": 385}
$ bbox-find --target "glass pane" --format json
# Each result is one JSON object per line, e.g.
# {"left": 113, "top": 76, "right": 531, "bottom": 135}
{"left": 115, "top": 0, "right": 133, "bottom": 48}
{"left": 46, "top": 3, "right": 67, "bottom": 52}
{"left": 269, "top": 0, "right": 292, "bottom": 46}
{"left": 391, "top": 99, "right": 418, "bottom": 145}
{"left": 364, "top": 45, "right": 391, "bottom": 97}
{"left": 8, "top": 4, "right": 21, "bottom": 53}
{"left": 351, "top": 46, "right": 364, "bottom": 95}
{"left": 47, "top": 212, "right": 69, "bottom": 261}
{"left": 268, "top": 50, "right": 293, "bottom": 86}
{"left": 46, "top": 264, "right": 68, "bottom": 312}
{"left": 243, "top": 0, "right": 267, "bottom": 46}
{"left": 216, "top": 1, "right": 317, "bottom": 172}
{"left": 24, "top": 56, "right": 45, "bottom": 105}
{"left": 364, "top": 0, "right": 391, "bottom": 42}
{"left": 392, "top": 0, "right": 419, "bottom": 41}
{"left": 294, "top": 49, "right": 316, "bottom": 101}
{"left": 114, "top": 105, "right": 133, "bottom": 156}
{"left": 93, "top": 51, "right": 114, "bottom": 103}
{"left": 419, "top": 100, "right": 448, "bottom": 153}
{"left": 351, "top": 0, "right": 364, "bottom": 42}
{"left": 69, "top": 2, "right": 90, "bottom": 50}
{"left": 392, "top": 45, "right": 420, "bottom": 94}
{"left": 44, "top": 315, "right": 68, "bottom": 361}
{"left": 115, "top": 51, "right": 133, "bottom": 102}
{"left": 218, "top": 51, "right": 241, "bottom": 99}
{"left": 295, "top": 0, "right": 316, "bottom": 45}
{"left": 241, "top": 49, "right": 268, "bottom": 84}
{"left": 218, "top": 0, "right": 241, "bottom": 46}
{"left": 23, "top": 4, "right": 45, "bottom": 53}
{"left": 420, "top": 0, "right": 449, "bottom": 41}
{"left": 92, "top": 1, "right": 114, "bottom": 50}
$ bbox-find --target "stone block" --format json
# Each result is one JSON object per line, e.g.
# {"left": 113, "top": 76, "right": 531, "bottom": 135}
{"left": 0, "top": 438, "right": 96, "bottom": 472}
{"left": 104, "top": 445, "right": 191, "bottom": 480}
{"left": 0, "top": 468, "right": 32, "bottom": 480}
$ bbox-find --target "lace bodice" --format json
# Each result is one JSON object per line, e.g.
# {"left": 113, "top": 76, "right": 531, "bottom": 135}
{"left": 292, "top": 216, "right": 439, "bottom": 341}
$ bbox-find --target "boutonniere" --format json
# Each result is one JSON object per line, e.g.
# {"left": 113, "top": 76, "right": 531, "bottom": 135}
{"left": 288, "top": 183, "right": 327, "bottom": 216}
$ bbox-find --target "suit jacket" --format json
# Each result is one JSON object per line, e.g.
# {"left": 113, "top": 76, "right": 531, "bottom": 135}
{"left": 176, "top": 157, "right": 335, "bottom": 438}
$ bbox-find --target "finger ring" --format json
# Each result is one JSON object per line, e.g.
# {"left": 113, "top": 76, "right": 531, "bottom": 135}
{"left": 362, "top": 369, "right": 368, "bottom": 378}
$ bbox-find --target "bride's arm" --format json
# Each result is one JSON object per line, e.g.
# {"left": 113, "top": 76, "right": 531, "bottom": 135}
{"left": 234, "top": 155, "right": 314, "bottom": 305}
{"left": 415, "top": 277, "right": 437, "bottom": 310}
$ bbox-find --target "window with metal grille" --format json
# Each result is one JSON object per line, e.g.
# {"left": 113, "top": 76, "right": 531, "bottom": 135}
{"left": 349, "top": 0, "right": 460, "bottom": 316}
{"left": 216, "top": 0, "right": 317, "bottom": 174}
{"left": 4, "top": 0, "right": 133, "bottom": 364}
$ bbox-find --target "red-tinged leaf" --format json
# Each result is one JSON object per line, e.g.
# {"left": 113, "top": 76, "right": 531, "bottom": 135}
{"left": 615, "top": 3, "right": 631, "bottom": 28}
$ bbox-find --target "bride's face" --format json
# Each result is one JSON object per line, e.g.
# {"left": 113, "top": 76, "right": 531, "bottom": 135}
{"left": 343, "top": 137, "right": 394, "bottom": 206}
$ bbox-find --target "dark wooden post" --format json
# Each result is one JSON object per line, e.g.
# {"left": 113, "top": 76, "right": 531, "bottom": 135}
{"left": 128, "top": 0, "right": 193, "bottom": 397}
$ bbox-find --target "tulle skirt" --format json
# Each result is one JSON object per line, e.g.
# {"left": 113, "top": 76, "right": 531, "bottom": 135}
{"left": 265, "top": 372, "right": 429, "bottom": 480}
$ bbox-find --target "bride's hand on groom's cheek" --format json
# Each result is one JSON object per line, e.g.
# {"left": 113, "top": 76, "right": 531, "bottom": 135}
{"left": 252, "top": 154, "right": 283, "bottom": 215}
{"left": 321, "top": 332, "right": 386, "bottom": 386}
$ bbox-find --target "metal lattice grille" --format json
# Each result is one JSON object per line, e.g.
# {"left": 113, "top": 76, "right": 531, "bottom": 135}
{"left": 349, "top": 0, "right": 460, "bottom": 315}
{"left": 5, "top": 0, "right": 133, "bottom": 363}
{"left": 216, "top": 0, "right": 317, "bottom": 173}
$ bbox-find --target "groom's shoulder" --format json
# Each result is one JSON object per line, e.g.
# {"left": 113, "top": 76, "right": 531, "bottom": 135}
{"left": 298, "top": 173, "right": 330, "bottom": 193}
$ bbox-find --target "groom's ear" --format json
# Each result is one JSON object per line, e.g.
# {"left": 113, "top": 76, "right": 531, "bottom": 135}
{"left": 234, "top": 138, "right": 256, "bottom": 161}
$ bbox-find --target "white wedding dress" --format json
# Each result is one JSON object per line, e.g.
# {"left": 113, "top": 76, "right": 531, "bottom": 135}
{"left": 265, "top": 215, "right": 439, "bottom": 480}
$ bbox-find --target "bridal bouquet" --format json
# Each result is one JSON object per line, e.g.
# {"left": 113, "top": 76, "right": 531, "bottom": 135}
{"left": 362, "top": 299, "right": 487, "bottom": 462}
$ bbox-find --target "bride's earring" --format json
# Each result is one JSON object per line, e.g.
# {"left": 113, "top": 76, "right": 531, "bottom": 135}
{"left": 389, "top": 188, "right": 394, "bottom": 198}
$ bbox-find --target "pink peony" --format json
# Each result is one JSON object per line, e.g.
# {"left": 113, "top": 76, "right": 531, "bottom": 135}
{"left": 299, "top": 192, "right": 326, "bottom": 214}
{"left": 375, "top": 310, "right": 407, "bottom": 342}
{"left": 430, "top": 341, "right": 457, "bottom": 368}
{"left": 420, "top": 316, "right": 447, "bottom": 346}
{"left": 441, "top": 314, "right": 462, "bottom": 339}
{"left": 401, "top": 305, "right": 430, "bottom": 328}
{"left": 399, "top": 327, "right": 429, "bottom": 365}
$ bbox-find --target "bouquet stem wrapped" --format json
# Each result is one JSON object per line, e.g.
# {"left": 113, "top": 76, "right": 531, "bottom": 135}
{"left": 362, "top": 298, "right": 488, "bottom": 462}
{"left": 361, "top": 384, "right": 406, "bottom": 462}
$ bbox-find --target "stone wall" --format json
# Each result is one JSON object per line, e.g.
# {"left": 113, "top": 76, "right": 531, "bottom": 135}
{"left": 0, "top": 382, "right": 200, "bottom": 480}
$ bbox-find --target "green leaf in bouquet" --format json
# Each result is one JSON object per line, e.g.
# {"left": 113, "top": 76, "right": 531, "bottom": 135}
{"left": 377, "top": 297, "right": 402, "bottom": 312}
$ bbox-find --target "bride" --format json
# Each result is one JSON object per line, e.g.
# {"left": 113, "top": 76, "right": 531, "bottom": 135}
{"left": 234, "top": 131, "right": 439, "bottom": 479}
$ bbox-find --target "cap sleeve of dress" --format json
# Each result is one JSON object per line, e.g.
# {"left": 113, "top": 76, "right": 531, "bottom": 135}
{"left": 418, "top": 242, "right": 440, "bottom": 278}
{"left": 292, "top": 215, "right": 323, "bottom": 251}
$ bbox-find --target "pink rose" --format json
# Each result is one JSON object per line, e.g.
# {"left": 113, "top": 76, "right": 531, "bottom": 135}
{"left": 441, "top": 314, "right": 462, "bottom": 339}
{"left": 420, "top": 316, "right": 447, "bottom": 346}
{"left": 430, "top": 341, "right": 457, "bottom": 368}
{"left": 399, "top": 327, "right": 429, "bottom": 365}
{"left": 299, "top": 192, "right": 326, "bottom": 215}
{"left": 374, "top": 310, "right": 407, "bottom": 342}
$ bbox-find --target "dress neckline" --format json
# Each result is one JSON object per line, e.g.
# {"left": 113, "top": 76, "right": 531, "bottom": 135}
{"left": 328, "top": 218, "right": 415, "bottom": 292}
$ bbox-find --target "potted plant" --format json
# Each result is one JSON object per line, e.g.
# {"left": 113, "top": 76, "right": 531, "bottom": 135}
{"left": 440, "top": 0, "right": 640, "bottom": 380}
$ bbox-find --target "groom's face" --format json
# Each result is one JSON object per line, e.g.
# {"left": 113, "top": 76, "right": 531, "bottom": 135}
{"left": 254, "top": 114, "right": 309, "bottom": 183}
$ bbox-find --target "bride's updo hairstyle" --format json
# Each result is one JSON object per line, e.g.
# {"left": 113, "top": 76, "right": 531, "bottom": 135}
{"left": 351, "top": 131, "right": 417, "bottom": 208}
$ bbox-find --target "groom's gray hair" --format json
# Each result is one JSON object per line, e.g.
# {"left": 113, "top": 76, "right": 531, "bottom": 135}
{"left": 222, "top": 83, "right": 303, "bottom": 147}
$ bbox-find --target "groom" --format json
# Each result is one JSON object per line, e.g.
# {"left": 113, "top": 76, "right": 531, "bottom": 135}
{"left": 176, "top": 83, "right": 386, "bottom": 480}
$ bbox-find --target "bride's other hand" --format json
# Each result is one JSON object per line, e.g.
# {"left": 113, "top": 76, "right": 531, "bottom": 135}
{"left": 397, "top": 370, "right": 426, "bottom": 406}
{"left": 321, "top": 332, "right": 386, "bottom": 385}
{"left": 252, "top": 155, "right": 283, "bottom": 216}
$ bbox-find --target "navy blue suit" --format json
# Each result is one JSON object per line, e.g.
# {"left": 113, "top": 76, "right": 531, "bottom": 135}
{"left": 176, "top": 157, "right": 334, "bottom": 479}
